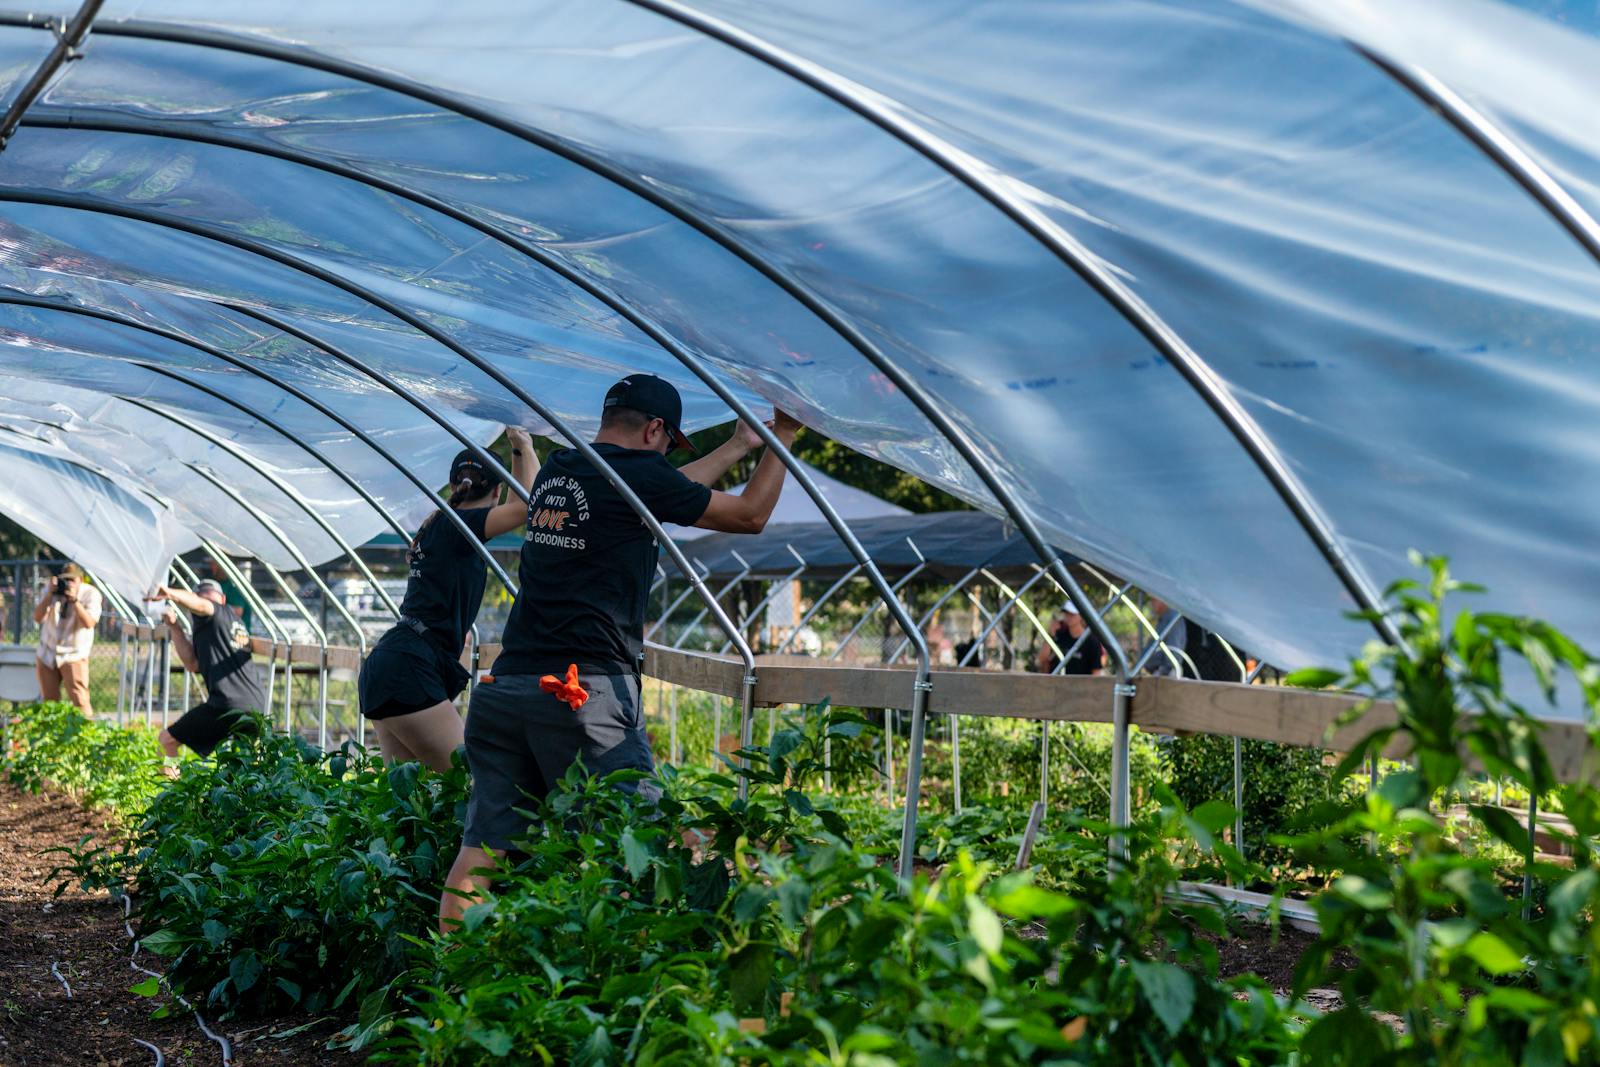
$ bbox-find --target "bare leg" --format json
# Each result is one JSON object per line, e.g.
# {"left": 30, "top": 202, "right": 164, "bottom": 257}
{"left": 156, "top": 728, "right": 182, "bottom": 776}
{"left": 373, "top": 719, "right": 421, "bottom": 764}
{"left": 375, "top": 701, "right": 464, "bottom": 774}
{"left": 439, "top": 844, "right": 498, "bottom": 935}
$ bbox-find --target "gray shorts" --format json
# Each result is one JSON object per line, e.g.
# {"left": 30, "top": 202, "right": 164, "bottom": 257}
{"left": 462, "top": 671, "right": 655, "bottom": 850}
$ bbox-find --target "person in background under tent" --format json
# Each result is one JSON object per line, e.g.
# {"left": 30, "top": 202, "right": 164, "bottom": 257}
{"left": 357, "top": 427, "right": 537, "bottom": 772}
{"left": 33, "top": 562, "right": 102, "bottom": 712}
{"left": 148, "top": 578, "right": 268, "bottom": 757}
{"left": 1035, "top": 602, "right": 1103, "bottom": 675}
{"left": 1144, "top": 595, "right": 1239, "bottom": 681}
{"left": 440, "top": 374, "right": 798, "bottom": 931}
{"left": 201, "top": 556, "right": 254, "bottom": 636}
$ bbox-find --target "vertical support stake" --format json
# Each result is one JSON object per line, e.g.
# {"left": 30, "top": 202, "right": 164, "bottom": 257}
{"left": 1015, "top": 800, "right": 1047, "bottom": 870}
{"left": 1523, "top": 791, "right": 1539, "bottom": 920}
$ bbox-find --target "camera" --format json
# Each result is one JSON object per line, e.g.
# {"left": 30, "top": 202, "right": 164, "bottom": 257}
{"left": 52, "top": 575, "right": 70, "bottom": 598}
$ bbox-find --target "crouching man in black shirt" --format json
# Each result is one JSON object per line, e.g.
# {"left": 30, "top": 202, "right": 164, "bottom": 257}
{"left": 149, "top": 578, "right": 269, "bottom": 757}
{"left": 440, "top": 374, "right": 800, "bottom": 930}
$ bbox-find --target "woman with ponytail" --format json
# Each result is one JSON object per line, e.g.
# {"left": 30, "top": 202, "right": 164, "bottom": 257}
{"left": 358, "top": 427, "right": 536, "bottom": 770}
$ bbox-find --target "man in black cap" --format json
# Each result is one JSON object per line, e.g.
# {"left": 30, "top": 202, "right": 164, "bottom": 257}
{"left": 148, "top": 577, "right": 269, "bottom": 758}
{"left": 441, "top": 374, "right": 798, "bottom": 927}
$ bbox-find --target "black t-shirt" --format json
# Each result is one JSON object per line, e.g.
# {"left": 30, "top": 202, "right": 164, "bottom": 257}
{"left": 1051, "top": 623, "right": 1104, "bottom": 676}
{"left": 398, "top": 506, "right": 492, "bottom": 661}
{"left": 493, "top": 444, "right": 712, "bottom": 676}
{"left": 194, "top": 602, "right": 267, "bottom": 710}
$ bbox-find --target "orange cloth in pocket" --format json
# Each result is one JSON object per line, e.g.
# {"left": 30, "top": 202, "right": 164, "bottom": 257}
{"left": 539, "top": 663, "right": 589, "bottom": 712}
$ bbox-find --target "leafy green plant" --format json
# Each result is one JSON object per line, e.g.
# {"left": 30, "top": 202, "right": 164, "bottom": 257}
{"left": 1161, "top": 732, "right": 1344, "bottom": 871}
{"left": 3, "top": 700, "right": 169, "bottom": 819}
{"left": 1285, "top": 555, "right": 1600, "bottom": 1064}
{"left": 920, "top": 718, "right": 1164, "bottom": 821}
{"left": 384, "top": 703, "right": 1300, "bottom": 1065}
{"left": 53, "top": 721, "right": 468, "bottom": 1027}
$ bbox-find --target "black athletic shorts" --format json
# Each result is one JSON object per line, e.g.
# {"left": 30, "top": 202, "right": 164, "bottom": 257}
{"left": 462, "top": 671, "right": 656, "bottom": 851}
{"left": 359, "top": 626, "right": 471, "bottom": 721}
{"left": 166, "top": 698, "right": 258, "bottom": 756}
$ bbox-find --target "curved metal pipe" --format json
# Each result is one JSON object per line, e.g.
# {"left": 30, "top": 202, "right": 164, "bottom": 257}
{"left": 1130, "top": 614, "right": 1185, "bottom": 676}
{"left": 7, "top": 191, "right": 767, "bottom": 777}
{"left": 1043, "top": 578, "right": 1133, "bottom": 680}
{"left": 619, "top": 0, "right": 1399, "bottom": 653}
{"left": 0, "top": 19, "right": 1118, "bottom": 675}
{"left": 195, "top": 543, "right": 289, "bottom": 648}
{"left": 644, "top": 558, "right": 709, "bottom": 642}
{"left": 253, "top": 555, "right": 327, "bottom": 737}
{"left": 717, "top": 545, "right": 805, "bottom": 655}
{"left": 185, "top": 462, "right": 365, "bottom": 655}
{"left": 1073, "top": 565, "right": 1180, "bottom": 676}
{"left": 163, "top": 561, "right": 200, "bottom": 715}
{"left": 670, "top": 554, "right": 750, "bottom": 650}
{"left": 219, "top": 302, "right": 523, "bottom": 500}
{"left": 956, "top": 569, "right": 1052, "bottom": 669}
{"left": 0, "top": 18, "right": 1084, "bottom": 839}
{"left": 0, "top": 198, "right": 756, "bottom": 740}
{"left": 11, "top": 117, "right": 939, "bottom": 827}
{"left": 829, "top": 539, "right": 926, "bottom": 661}
{"left": 887, "top": 565, "right": 983, "bottom": 664}
{"left": 0, "top": 292, "right": 517, "bottom": 591}
{"left": 1351, "top": 48, "right": 1600, "bottom": 269}
{"left": 0, "top": 0, "right": 102, "bottom": 149}
{"left": 116, "top": 393, "right": 401, "bottom": 619}
{"left": 972, "top": 569, "right": 1063, "bottom": 666}
{"left": 775, "top": 563, "right": 864, "bottom": 655}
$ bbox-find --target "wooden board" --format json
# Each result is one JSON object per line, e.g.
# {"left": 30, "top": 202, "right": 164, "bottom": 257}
{"left": 113, "top": 627, "right": 1596, "bottom": 781}
{"left": 1135, "top": 676, "right": 1395, "bottom": 751}
{"left": 643, "top": 643, "right": 744, "bottom": 698}
{"left": 1135, "top": 676, "right": 1595, "bottom": 782}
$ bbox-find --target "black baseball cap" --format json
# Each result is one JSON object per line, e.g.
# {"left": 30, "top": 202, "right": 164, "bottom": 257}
{"left": 604, "top": 374, "right": 697, "bottom": 453}
{"left": 449, "top": 449, "right": 500, "bottom": 485}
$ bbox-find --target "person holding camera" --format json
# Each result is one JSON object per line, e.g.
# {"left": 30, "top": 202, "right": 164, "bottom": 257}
{"left": 148, "top": 579, "right": 268, "bottom": 757}
{"left": 33, "top": 563, "right": 102, "bottom": 712}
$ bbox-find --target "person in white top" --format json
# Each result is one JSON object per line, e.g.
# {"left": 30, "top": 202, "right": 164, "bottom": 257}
{"left": 33, "top": 563, "right": 102, "bottom": 712}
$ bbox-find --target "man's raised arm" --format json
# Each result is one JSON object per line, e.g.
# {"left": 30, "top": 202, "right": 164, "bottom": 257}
{"left": 149, "top": 584, "right": 215, "bottom": 617}
{"left": 678, "top": 418, "right": 765, "bottom": 488}
{"left": 694, "top": 412, "right": 801, "bottom": 535}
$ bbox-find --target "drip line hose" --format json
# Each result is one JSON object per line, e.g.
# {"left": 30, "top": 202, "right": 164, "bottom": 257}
{"left": 122, "top": 895, "right": 234, "bottom": 1066}
{"left": 49, "top": 959, "right": 72, "bottom": 997}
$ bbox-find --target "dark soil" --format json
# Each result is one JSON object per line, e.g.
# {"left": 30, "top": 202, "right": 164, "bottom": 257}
{"left": 1211, "top": 920, "right": 1320, "bottom": 991}
{"left": 0, "top": 782, "right": 352, "bottom": 1066}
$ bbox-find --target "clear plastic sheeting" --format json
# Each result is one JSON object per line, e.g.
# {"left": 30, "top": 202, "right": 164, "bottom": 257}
{"left": 673, "top": 458, "right": 908, "bottom": 542}
{"left": 0, "top": 1, "right": 1589, "bottom": 712}
{"left": 0, "top": 433, "right": 199, "bottom": 610}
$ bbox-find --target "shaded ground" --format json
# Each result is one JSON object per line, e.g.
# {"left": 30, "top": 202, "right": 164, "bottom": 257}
{"left": 1211, "top": 920, "right": 1322, "bottom": 992}
{"left": 0, "top": 782, "right": 351, "bottom": 1066}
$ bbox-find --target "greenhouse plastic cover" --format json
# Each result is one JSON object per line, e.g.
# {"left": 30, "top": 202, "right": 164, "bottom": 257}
{"left": 672, "top": 458, "right": 908, "bottom": 542}
{"left": 0, "top": 1, "right": 1593, "bottom": 712}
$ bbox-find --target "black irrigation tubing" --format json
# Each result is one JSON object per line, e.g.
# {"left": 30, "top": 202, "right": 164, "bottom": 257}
{"left": 49, "top": 959, "right": 71, "bottom": 997}
{"left": 133, "top": 1037, "right": 166, "bottom": 1066}
{"left": 121, "top": 895, "right": 234, "bottom": 1066}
